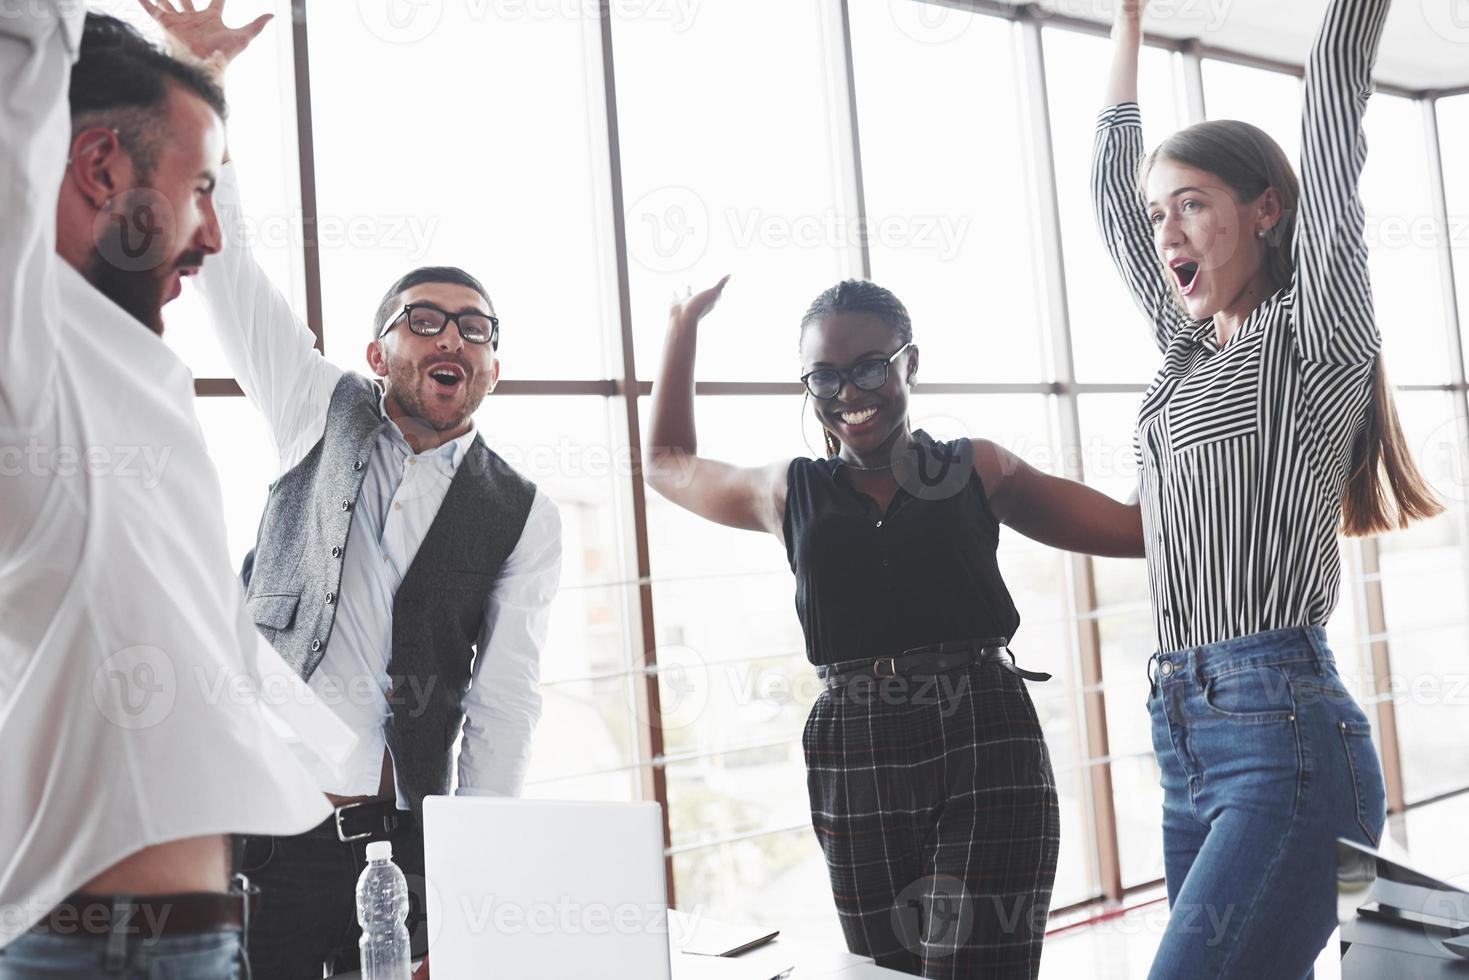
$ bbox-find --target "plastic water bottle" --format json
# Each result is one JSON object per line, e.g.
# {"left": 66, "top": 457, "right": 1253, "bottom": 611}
{"left": 357, "top": 840, "right": 412, "bottom": 980}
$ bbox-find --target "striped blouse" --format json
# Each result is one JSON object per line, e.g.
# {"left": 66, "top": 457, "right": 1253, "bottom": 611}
{"left": 1091, "top": 0, "right": 1389, "bottom": 653}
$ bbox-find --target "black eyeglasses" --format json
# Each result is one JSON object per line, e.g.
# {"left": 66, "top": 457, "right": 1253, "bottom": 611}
{"left": 800, "top": 342, "right": 913, "bottom": 400}
{"left": 379, "top": 303, "right": 499, "bottom": 348}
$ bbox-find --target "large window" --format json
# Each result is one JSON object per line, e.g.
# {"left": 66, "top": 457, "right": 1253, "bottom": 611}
{"left": 169, "top": 0, "right": 1469, "bottom": 934}
{"left": 850, "top": 7, "right": 1046, "bottom": 384}
{"left": 307, "top": 0, "right": 616, "bottom": 380}
{"left": 1047, "top": 29, "right": 1185, "bottom": 384}
{"left": 615, "top": 0, "right": 854, "bottom": 381}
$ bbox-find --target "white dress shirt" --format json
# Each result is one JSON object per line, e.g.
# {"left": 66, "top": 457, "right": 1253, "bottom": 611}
{"left": 196, "top": 163, "right": 561, "bottom": 803}
{"left": 0, "top": 6, "right": 332, "bottom": 947}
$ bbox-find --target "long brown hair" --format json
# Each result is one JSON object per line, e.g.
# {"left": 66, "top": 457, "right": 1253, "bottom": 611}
{"left": 1140, "top": 120, "right": 1443, "bottom": 536}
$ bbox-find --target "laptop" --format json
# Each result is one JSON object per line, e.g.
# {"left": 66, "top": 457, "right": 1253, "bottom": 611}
{"left": 423, "top": 797, "right": 792, "bottom": 980}
{"left": 424, "top": 797, "right": 669, "bottom": 978}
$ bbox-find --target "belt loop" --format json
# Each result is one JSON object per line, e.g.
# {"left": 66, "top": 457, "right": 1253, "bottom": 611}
{"left": 235, "top": 872, "right": 256, "bottom": 980}
{"left": 1304, "top": 626, "right": 1330, "bottom": 673}
{"left": 104, "top": 894, "right": 132, "bottom": 971}
{"left": 1146, "top": 652, "right": 1159, "bottom": 698}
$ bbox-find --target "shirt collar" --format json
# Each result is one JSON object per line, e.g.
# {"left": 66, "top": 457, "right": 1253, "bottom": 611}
{"left": 377, "top": 390, "right": 479, "bottom": 471}
{"left": 1184, "top": 285, "right": 1288, "bottom": 353}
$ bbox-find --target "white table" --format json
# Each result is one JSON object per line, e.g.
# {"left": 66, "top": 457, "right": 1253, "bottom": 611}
{"left": 330, "top": 931, "right": 909, "bottom": 978}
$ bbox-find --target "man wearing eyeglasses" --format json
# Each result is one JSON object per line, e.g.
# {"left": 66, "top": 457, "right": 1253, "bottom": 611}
{"left": 146, "top": 6, "right": 562, "bottom": 976}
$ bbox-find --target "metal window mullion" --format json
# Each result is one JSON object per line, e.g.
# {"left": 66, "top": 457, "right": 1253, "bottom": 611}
{"left": 827, "top": 0, "right": 871, "bottom": 281}
{"left": 1181, "top": 42, "right": 1207, "bottom": 124}
{"left": 1355, "top": 538, "right": 1407, "bottom": 812}
{"left": 1423, "top": 96, "right": 1469, "bottom": 801}
{"left": 289, "top": 0, "right": 324, "bottom": 352}
{"left": 591, "top": 0, "right": 674, "bottom": 905}
{"left": 1017, "top": 12, "right": 1122, "bottom": 903}
{"left": 1422, "top": 98, "right": 1467, "bottom": 388}
{"left": 1421, "top": 98, "right": 1469, "bottom": 616}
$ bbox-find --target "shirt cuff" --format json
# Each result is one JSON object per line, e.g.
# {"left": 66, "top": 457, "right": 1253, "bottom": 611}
{"left": 1096, "top": 102, "right": 1143, "bottom": 132}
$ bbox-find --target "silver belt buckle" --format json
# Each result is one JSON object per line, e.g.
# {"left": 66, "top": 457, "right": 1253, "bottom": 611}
{"left": 872, "top": 658, "right": 897, "bottom": 678}
{"left": 334, "top": 801, "right": 373, "bottom": 842}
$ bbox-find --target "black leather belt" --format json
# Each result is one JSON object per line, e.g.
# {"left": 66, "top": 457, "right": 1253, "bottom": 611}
{"left": 32, "top": 883, "right": 255, "bottom": 938}
{"left": 818, "top": 637, "right": 1052, "bottom": 689}
{"left": 332, "top": 798, "right": 415, "bottom": 843}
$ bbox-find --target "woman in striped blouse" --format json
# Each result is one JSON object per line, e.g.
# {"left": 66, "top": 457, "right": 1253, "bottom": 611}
{"left": 1093, "top": 0, "right": 1442, "bottom": 976}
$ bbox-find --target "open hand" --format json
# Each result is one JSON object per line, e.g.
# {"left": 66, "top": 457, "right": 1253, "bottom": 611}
{"left": 135, "top": 0, "right": 273, "bottom": 78}
{"left": 669, "top": 275, "right": 731, "bottom": 329}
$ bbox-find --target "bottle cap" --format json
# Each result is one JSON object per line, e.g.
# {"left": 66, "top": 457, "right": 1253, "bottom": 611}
{"left": 366, "top": 841, "right": 393, "bottom": 863}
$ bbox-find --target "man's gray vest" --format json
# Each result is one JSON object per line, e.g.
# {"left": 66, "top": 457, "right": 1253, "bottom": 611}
{"left": 241, "top": 373, "right": 537, "bottom": 817}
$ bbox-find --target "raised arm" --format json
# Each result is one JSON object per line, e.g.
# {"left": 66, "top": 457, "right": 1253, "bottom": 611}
{"left": 1091, "top": 1, "right": 1189, "bottom": 353}
{"left": 645, "top": 276, "right": 789, "bottom": 538}
{"left": 1292, "top": 0, "right": 1391, "bottom": 365}
{"left": 196, "top": 162, "right": 342, "bottom": 465}
{"left": 976, "top": 440, "right": 1145, "bottom": 559}
{"left": 0, "top": 5, "right": 82, "bottom": 431}
{"left": 141, "top": 0, "right": 340, "bottom": 467}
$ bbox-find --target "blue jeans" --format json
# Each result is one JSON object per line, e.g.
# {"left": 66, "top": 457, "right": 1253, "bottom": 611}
{"left": 1145, "top": 626, "right": 1386, "bottom": 980}
{"left": 0, "top": 929, "right": 245, "bottom": 979}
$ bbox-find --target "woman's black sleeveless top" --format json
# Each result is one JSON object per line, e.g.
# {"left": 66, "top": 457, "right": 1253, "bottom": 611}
{"left": 782, "top": 430, "right": 1021, "bottom": 666}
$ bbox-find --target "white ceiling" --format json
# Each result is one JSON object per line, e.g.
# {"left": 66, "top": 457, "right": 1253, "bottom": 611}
{"left": 1021, "top": 0, "right": 1469, "bottom": 93}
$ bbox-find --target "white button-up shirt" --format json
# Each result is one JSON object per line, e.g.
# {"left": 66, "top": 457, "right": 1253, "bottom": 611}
{"left": 0, "top": 6, "right": 332, "bottom": 946}
{"left": 197, "top": 164, "right": 561, "bottom": 804}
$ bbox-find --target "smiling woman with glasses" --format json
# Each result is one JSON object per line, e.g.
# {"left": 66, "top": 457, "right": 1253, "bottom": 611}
{"left": 645, "top": 275, "right": 1146, "bottom": 978}
{"left": 800, "top": 341, "right": 913, "bottom": 400}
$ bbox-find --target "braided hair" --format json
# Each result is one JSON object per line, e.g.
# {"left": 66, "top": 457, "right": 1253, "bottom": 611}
{"left": 799, "top": 280, "right": 914, "bottom": 457}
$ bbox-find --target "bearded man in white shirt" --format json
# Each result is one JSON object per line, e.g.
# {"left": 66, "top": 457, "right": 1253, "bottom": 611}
{"left": 0, "top": 6, "right": 333, "bottom": 979}
{"left": 139, "top": 5, "right": 564, "bottom": 978}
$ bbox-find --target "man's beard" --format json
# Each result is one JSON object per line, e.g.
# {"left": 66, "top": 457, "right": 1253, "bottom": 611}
{"left": 86, "top": 187, "right": 204, "bottom": 336}
{"left": 386, "top": 355, "right": 491, "bottom": 439}
{"left": 88, "top": 249, "right": 168, "bottom": 334}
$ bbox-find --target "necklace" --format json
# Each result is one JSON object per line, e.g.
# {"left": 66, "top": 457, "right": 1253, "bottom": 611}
{"left": 841, "top": 433, "right": 916, "bottom": 472}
